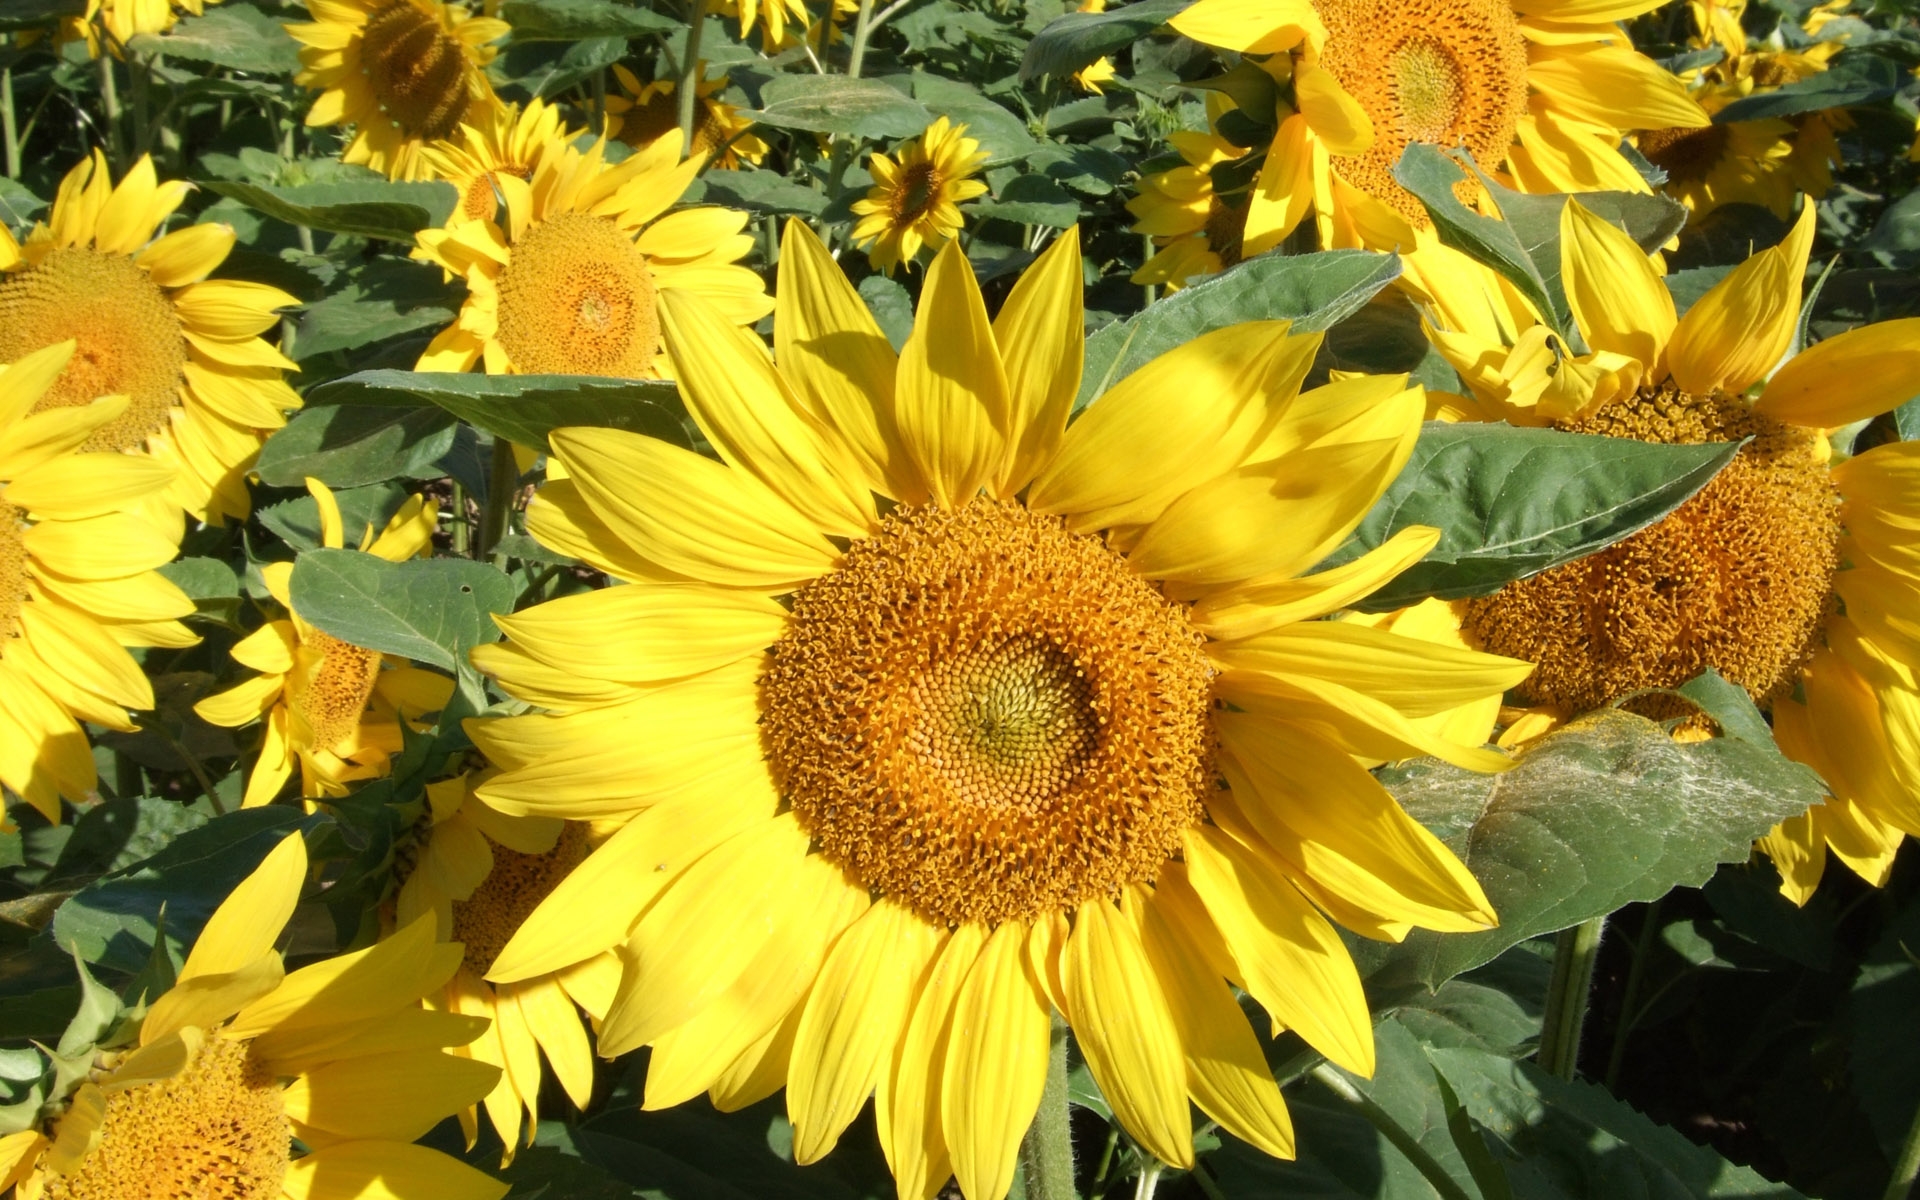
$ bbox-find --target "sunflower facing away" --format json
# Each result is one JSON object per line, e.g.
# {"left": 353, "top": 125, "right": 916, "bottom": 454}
{"left": 414, "top": 131, "right": 770, "bottom": 378}
{"left": 461, "top": 218, "right": 1531, "bottom": 1199}
{"left": 1127, "top": 95, "right": 1252, "bottom": 290}
{"left": 289, "top": 0, "right": 509, "bottom": 181}
{"left": 1424, "top": 200, "right": 1920, "bottom": 903}
{"left": 195, "top": 481, "right": 454, "bottom": 807}
{"left": 0, "top": 833, "right": 507, "bottom": 1200}
{"left": 394, "top": 770, "right": 609, "bottom": 1162}
{"left": 852, "top": 117, "right": 989, "bottom": 275}
{"left": 1166, "top": 0, "right": 1708, "bottom": 259}
{"left": 0, "top": 152, "right": 301, "bottom": 525}
{"left": 605, "top": 64, "right": 769, "bottom": 171}
{"left": 0, "top": 341, "right": 193, "bottom": 823}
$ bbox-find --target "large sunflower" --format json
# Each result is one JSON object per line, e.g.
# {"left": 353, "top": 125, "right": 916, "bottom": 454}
{"left": 1424, "top": 200, "right": 1920, "bottom": 902}
{"left": 1167, "top": 0, "right": 1708, "bottom": 257}
{"left": 0, "top": 833, "right": 507, "bottom": 1199}
{"left": 0, "top": 342, "right": 192, "bottom": 823}
{"left": 289, "top": 0, "right": 509, "bottom": 182}
{"left": 851, "top": 117, "right": 989, "bottom": 275}
{"left": 195, "top": 481, "right": 453, "bottom": 807}
{"left": 394, "top": 770, "right": 608, "bottom": 1162}
{"left": 414, "top": 132, "right": 769, "bottom": 377}
{"left": 0, "top": 152, "right": 300, "bottom": 525}
{"left": 462, "top": 219, "right": 1530, "bottom": 1198}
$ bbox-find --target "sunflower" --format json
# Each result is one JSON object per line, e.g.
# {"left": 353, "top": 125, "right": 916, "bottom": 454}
{"left": 195, "top": 481, "right": 454, "bottom": 808}
{"left": 1424, "top": 200, "right": 1920, "bottom": 903}
{"left": 1070, "top": 0, "right": 1117, "bottom": 94}
{"left": 604, "top": 64, "right": 769, "bottom": 171}
{"left": 852, "top": 118, "right": 989, "bottom": 275}
{"left": 461, "top": 218, "right": 1528, "bottom": 1198}
{"left": 0, "top": 342, "right": 193, "bottom": 824}
{"left": 393, "top": 770, "right": 611, "bottom": 1162}
{"left": 710, "top": 0, "right": 812, "bottom": 53}
{"left": 414, "top": 132, "right": 769, "bottom": 377}
{"left": 0, "top": 152, "right": 300, "bottom": 525}
{"left": 0, "top": 832, "right": 508, "bottom": 1200}
{"left": 289, "top": 0, "right": 509, "bottom": 182}
{"left": 56, "top": 0, "right": 219, "bottom": 57}
{"left": 421, "top": 97, "right": 582, "bottom": 228}
{"left": 1167, "top": 0, "right": 1708, "bottom": 258}
{"left": 1128, "top": 96, "right": 1253, "bottom": 290}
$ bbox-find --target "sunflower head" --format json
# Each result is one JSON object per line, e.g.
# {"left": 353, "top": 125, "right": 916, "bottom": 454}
{"left": 425, "top": 98, "right": 581, "bottom": 226}
{"left": 607, "top": 64, "right": 769, "bottom": 169}
{"left": 851, "top": 116, "right": 990, "bottom": 273}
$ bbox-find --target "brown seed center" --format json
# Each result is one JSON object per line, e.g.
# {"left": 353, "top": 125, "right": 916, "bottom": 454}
{"left": 450, "top": 823, "right": 589, "bottom": 975}
{"left": 360, "top": 0, "right": 473, "bottom": 142}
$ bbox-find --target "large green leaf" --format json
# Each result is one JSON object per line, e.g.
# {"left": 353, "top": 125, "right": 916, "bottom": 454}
{"left": 307, "top": 369, "right": 693, "bottom": 454}
{"left": 1020, "top": 0, "right": 1188, "bottom": 82}
{"left": 202, "top": 179, "right": 457, "bottom": 242}
{"left": 498, "top": 0, "right": 677, "bottom": 39}
{"left": 253, "top": 403, "right": 458, "bottom": 489}
{"left": 292, "top": 258, "right": 458, "bottom": 361}
{"left": 1077, "top": 249, "right": 1402, "bottom": 408}
{"left": 128, "top": 4, "right": 299, "bottom": 73}
{"left": 47, "top": 808, "right": 306, "bottom": 975}
{"left": 689, "top": 170, "right": 828, "bottom": 218}
{"left": 1846, "top": 889, "right": 1920, "bottom": 1172}
{"left": 569, "top": 1099, "right": 892, "bottom": 1200}
{"left": 910, "top": 73, "right": 1037, "bottom": 166}
{"left": 746, "top": 76, "right": 931, "bottom": 140}
{"left": 1714, "top": 52, "right": 1901, "bottom": 123}
{"left": 1358, "top": 710, "right": 1826, "bottom": 994}
{"left": 288, "top": 549, "right": 515, "bottom": 674}
{"left": 1322, "top": 423, "right": 1742, "bottom": 612}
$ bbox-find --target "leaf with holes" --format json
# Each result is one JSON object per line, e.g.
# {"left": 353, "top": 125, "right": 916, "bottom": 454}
{"left": 288, "top": 549, "right": 515, "bottom": 674}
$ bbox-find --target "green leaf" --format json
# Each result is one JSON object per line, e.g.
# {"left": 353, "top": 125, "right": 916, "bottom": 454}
{"left": 1714, "top": 52, "right": 1901, "bottom": 123}
{"left": 1078, "top": 249, "right": 1402, "bottom": 408}
{"left": 292, "top": 258, "right": 458, "bottom": 361}
{"left": 288, "top": 549, "right": 514, "bottom": 674}
{"left": 257, "top": 482, "right": 410, "bottom": 554}
{"left": 307, "top": 369, "right": 693, "bottom": 454}
{"left": 1847, "top": 888, "right": 1920, "bottom": 1170}
{"left": 1673, "top": 669, "right": 1776, "bottom": 746}
{"left": 254, "top": 403, "right": 458, "bottom": 489}
{"left": 128, "top": 4, "right": 300, "bottom": 73}
{"left": 49, "top": 807, "right": 306, "bottom": 975}
{"left": 55, "top": 952, "right": 121, "bottom": 1058}
{"left": 972, "top": 174, "right": 1080, "bottom": 229}
{"left": 1020, "top": 0, "right": 1189, "bottom": 82}
{"left": 201, "top": 179, "right": 457, "bottom": 242}
{"left": 910, "top": 73, "right": 1037, "bottom": 166}
{"left": 0, "top": 0, "right": 82, "bottom": 31}
{"left": 571, "top": 1099, "right": 894, "bottom": 1200}
{"left": 498, "top": 0, "right": 677, "bottom": 39}
{"left": 858, "top": 276, "right": 914, "bottom": 352}
{"left": 1321, "top": 423, "right": 1742, "bottom": 611}
{"left": 746, "top": 75, "right": 932, "bottom": 140}
{"left": 689, "top": 170, "right": 828, "bottom": 218}
{"left": 1358, "top": 709, "right": 1827, "bottom": 994}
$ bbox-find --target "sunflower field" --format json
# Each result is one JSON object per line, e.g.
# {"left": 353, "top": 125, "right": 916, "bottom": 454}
{"left": 1, "top": 0, "right": 1920, "bottom": 1195}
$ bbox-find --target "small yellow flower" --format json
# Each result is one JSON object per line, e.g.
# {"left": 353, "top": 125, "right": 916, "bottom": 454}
{"left": 56, "top": 0, "right": 220, "bottom": 57}
{"left": 604, "top": 64, "right": 770, "bottom": 170}
{"left": 851, "top": 117, "right": 989, "bottom": 274}
{"left": 422, "top": 97, "right": 582, "bottom": 228}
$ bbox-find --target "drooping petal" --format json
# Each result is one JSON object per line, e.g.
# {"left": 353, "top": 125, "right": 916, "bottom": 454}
{"left": 881, "top": 924, "right": 986, "bottom": 1200}
{"left": 1561, "top": 198, "right": 1674, "bottom": 370}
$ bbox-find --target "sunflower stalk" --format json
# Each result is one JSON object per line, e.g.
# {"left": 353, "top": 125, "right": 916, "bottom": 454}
{"left": 676, "top": 3, "right": 706, "bottom": 157}
{"left": 1603, "top": 898, "right": 1663, "bottom": 1091}
{"left": 1, "top": 68, "right": 18, "bottom": 178}
{"left": 846, "top": 0, "right": 878, "bottom": 78}
{"left": 96, "top": 54, "right": 126, "bottom": 171}
{"left": 1018, "top": 1014, "right": 1077, "bottom": 1200}
{"left": 1538, "top": 915, "right": 1607, "bottom": 1080}
{"left": 478, "top": 437, "right": 518, "bottom": 562}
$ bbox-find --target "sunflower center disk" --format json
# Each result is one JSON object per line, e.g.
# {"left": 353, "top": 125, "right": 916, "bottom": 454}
{"left": 360, "top": 0, "right": 472, "bottom": 141}
{"left": 893, "top": 162, "right": 941, "bottom": 224}
{"left": 0, "top": 247, "right": 186, "bottom": 453}
{"left": 289, "top": 631, "right": 383, "bottom": 755}
{"left": 1311, "top": 0, "right": 1530, "bottom": 223}
{"left": 1465, "top": 387, "right": 1843, "bottom": 716}
{"left": 45, "top": 1037, "right": 287, "bottom": 1200}
{"left": 763, "top": 500, "right": 1216, "bottom": 928}
{"left": 1636, "top": 124, "right": 1733, "bottom": 186}
{"left": 450, "top": 823, "right": 588, "bottom": 975}
{"left": 492, "top": 211, "right": 661, "bottom": 378}
{"left": 0, "top": 502, "right": 26, "bottom": 647}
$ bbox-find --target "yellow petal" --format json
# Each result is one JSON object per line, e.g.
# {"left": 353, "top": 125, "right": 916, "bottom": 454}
{"left": 283, "top": 1050, "right": 501, "bottom": 1142}
{"left": 994, "top": 226, "right": 1084, "bottom": 496}
{"left": 1212, "top": 619, "right": 1533, "bottom": 718}
{"left": 21, "top": 511, "right": 178, "bottom": 580}
{"left": 1561, "top": 198, "right": 1673, "bottom": 369}
{"left": 281, "top": 1140, "right": 508, "bottom": 1200}
{"left": 176, "top": 831, "right": 304, "bottom": 984}
{"left": 140, "top": 953, "right": 285, "bottom": 1044}
{"left": 881, "top": 924, "right": 985, "bottom": 1200}
{"left": 551, "top": 428, "right": 837, "bottom": 592}
{"left": 895, "top": 239, "right": 1013, "bottom": 509}
{"left": 941, "top": 921, "right": 1051, "bottom": 1200}
{"left": 493, "top": 583, "right": 785, "bottom": 683}
{"left": 789, "top": 899, "right": 942, "bottom": 1163}
{"left": 1191, "top": 526, "right": 1442, "bottom": 641}
{"left": 230, "top": 620, "right": 297, "bottom": 675}
{"left": 254, "top": 1010, "right": 490, "bottom": 1078}
{"left": 137, "top": 221, "right": 235, "bottom": 287}
{"left": 1065, "top": 898, "right": 1193, "bottom": 1169}
{"left": 709, "top": 1003, "right": 803, "bottom": 1113}
{"left": 1168, "top": 0, "right": 1325, "bottom": 53}
{"left": 1214, "top": 666, "right": 1517, "bottom": 772}
{"left": 1526, "top": 44, "right": 1711, "bottom": 132}
{"left": 1294, "top": 62, "right": 1373, "bottom": 156}
{"left": 3, "top": 453, "right": 175, "bottom": 519}
{"left": 192, "top": 672, "right": 284, "bottom": 728}
{"left": 230, "top": 914, "right": 463, "bottom": 1043}
{"left": 1182, "top": 825, "right": 1374, "bottom": 1075}
{"left": 1756, "top": 318, "right": 1920, "bottom": 428}
{"left": 659, "top": 288, "right": 876, "bottom": 537}
{"left": 1668, "top": 203, "right": 1815, "bottom": 396}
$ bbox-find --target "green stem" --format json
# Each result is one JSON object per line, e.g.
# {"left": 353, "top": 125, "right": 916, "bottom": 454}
{"left": 1884, "top": 1094, "right": 1920, "bottom": 1200}
{"left": 675, "top": 1, "right": 706, "bottom": 158}
{"left": 1311, "top": 1064, "right": 1475, "bottom": 1200}
{"left": 449, "top": 481, "right": 470, "bottom": 556}
{"left": 1538, "top": 915, "right": 1607, "bottom": 1080}
{"left": 478, "top": 437, "right": 518, "bottom": 561}
{"left": 2, "top": 68, "right": 18, "bottom": 179}
{"left": 1018, "top": 1015, "right": 1077, "bottom": 1200}
{"left": 1133, "top": 1163, "right": 1162, "bottom": 1200}
{"left": 1603, "top": 899, "right": 1662, "bottom": 1091}
{"left": 1139, "top": 235, "right": 1158, "bottom": 307}
{"left": 1091, "top": 1127, "right": 1119, "bottom": 1192}
{"left": 846, "top": 0, "right": 877, "bottom": 79}
{"left": 590, "top": 67, "right": 607, "bottom": 137}
{"left": 96, "top": 53, "right": 126, "bottom": 171}
{"left": 128, "top": 50, "right": 150, "bottom": 158}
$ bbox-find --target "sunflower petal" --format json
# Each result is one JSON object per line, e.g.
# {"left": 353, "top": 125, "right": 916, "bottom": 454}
{"left": 941, "top": 921, "right": 1051, "bottom": 1200}
{"left": 1667, "top": 203, "right": 1815, "bottom": 396}
{"left": 1756, "top": 318, "right": 1920, "bottom": 428}
{"left": 895, "top": 239, "right": 1013, "bottom": 509}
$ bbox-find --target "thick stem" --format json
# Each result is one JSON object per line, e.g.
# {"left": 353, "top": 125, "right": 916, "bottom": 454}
{"left": 1538, "top": 915, "right": 1607, "bottom": 1080}
{"left": 846, "top": 0, "right": 877, "bottom": 79}
{"left": 590, "top": 67, "right": 607, "bottom": 137}
{"left": 1603, "top": 899, "right": 1662, "bottom": 1091}
{"left": 1885, "top": 1096, "right": 1920, "bottom": 1200}
{"left": 478, "top": 437, "right": 518, "bottom": 561}
{"left": 1133, "top": 1163, "right": 1162, "bottom": 1200}
{"left": 2, "top": 68, "right": 18, "bottom": 178}
{"left": 1311, "top": 1064, "right": 1475, "bottom": 1200}
{"left": 96, "top": 53, "right": 126, "bottom": 171}
{"left": 675, "top": 2, "right": 706, "bottom": 158}
{"left": 1018, "top": 1016, "right": 1076, "bottom": 1200}
{"left": 449, "top": 481, "right": 470, "bottom": 556}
